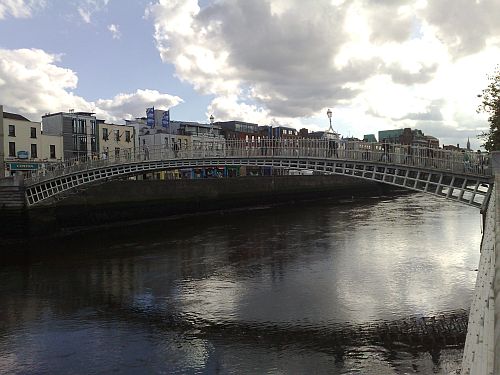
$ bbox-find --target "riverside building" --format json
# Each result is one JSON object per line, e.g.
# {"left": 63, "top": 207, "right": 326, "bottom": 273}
{"left": 1, "top": 106, "right": 63, "bottom": 177}
{"left": 42, "top": 110, "right": 98, "bottom": 160}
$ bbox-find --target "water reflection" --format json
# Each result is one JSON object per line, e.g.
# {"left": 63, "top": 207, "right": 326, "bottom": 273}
{"left": 0, "top": 193, "right": 480, "bottom": 373}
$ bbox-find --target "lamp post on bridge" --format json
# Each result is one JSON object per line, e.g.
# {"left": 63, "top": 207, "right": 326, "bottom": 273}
{"left": 323, "top": 108, "right": 339, "bottom": 158}
{"left": 209, "top": 114, "right": 214, "bottom": 136}
{"left": 323, "top": 108, "right": 339, "bottom": 139}
{"left": 326, "top": 108, "right": 333, "bottom": 133}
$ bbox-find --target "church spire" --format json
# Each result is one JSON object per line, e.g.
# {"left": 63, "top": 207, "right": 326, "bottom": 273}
{"left": 466, "top": 137, "right": 471, "bottom": 151}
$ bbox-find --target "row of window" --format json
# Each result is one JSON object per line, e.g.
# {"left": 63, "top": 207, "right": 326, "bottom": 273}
{"left": 71, "top": 119, "right": 97, "bottom": 135}
{"left": 72, "top": 135, "right": 97, "bottom": 153}
{"left": 102, "top": 128, "right": 131, "bottom": 142}
{"left": 234, "top": 123, "right": 258, "bottom": 133}
{"left": 8, "top": 124, "right": 131, "bottom": 143}
{"left": 8, "top": 125, "right": 38, "bottom": 138}
{"left": 8, "top": 142, "right": 57, "bottom": 159}
{"left": 102, "top": 147, "right": 129, "bottom": 158}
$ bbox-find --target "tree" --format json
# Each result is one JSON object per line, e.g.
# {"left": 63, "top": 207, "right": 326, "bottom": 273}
{"left": 478, "top": 65, "right": 500, "bottom": 151}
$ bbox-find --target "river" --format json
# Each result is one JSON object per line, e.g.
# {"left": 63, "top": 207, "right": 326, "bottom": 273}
{"left": 0, "top": 193, "right": 481, "bottom": 374}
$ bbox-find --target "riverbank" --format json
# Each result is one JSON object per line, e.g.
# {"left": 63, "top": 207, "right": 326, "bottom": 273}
{"left": 0, "top": 175, "right": 406, "bottom": 253}
{"left": 27, "top": 175, "right": 397, "bottom": 234}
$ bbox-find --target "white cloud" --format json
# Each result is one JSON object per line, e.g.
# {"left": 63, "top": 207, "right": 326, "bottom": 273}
{"left": 0, "top": 48, "right": 182, "bottom": 123}
{"left": 207, "top": 95, "right": 304, "bottom": 129}
{"left": 146, "top": 0, "right": 500, "bottom": 148}
{"left": 77, "top": 0, "right": 109, "bottom": 23}
{"left": 0, "top": 0, "right": 46, "bottom": 20}
{"left": 107, "top": 23, "right": 121, "bottom": 39}
{"left": 96, "top": 89, "right": 183, "bottom": 122}
{"left": 78, "top": 8, "right": 91, "bottom": 23}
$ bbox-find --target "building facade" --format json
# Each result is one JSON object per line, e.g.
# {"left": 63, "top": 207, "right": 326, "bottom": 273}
{"left": 2, "top": 108, "right": 63, "bottom": 176}
{"left": 42, "top": 111, "right": 98, "bottom": 160}
{"left": 379, "top": 128, "right": 439, "bottom": 148}
{"left": 97, "top": 121, "right": 136, "bottom": 160}
{"left": 216, "top": 121, "right": 258, "bottom": 140}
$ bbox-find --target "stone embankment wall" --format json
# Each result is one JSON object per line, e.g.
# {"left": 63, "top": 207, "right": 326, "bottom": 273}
{"left": 0, "top": 176, "right": 27, "bottom": 237}
{"left": 26, "top": 175, "right": 389, "bottom": 236}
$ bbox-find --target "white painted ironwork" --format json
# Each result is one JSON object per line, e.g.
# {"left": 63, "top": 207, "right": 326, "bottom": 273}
{"left": 23, "top": 139, "right": 493, "bottom": 208}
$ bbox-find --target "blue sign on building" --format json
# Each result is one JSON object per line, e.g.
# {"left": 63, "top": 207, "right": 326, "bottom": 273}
{"left": 17, "top": 150, "right": 29, "bottom": 159}
{"left": 161, "top": 110, "right": 170, "bottom": 129}
{"left": 146, "top": 107, "right": 155, "bottom": 128}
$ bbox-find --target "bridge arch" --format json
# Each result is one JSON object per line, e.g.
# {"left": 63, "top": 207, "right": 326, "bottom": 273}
{"left": 25, "top": 155, "right": 493, "bottom": 209}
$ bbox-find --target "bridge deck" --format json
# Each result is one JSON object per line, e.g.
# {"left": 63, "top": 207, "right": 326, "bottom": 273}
{"left": 23, "top": 140, "right": 493, "bottom": 209}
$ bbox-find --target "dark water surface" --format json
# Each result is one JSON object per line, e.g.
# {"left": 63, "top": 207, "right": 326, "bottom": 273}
{"left": 0, "top": 193, "right": 481, "bottom": 374}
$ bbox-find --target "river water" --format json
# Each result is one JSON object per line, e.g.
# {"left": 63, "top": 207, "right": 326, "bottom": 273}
{"left": 0, "top": 193, "right": 481, "bottom": 374}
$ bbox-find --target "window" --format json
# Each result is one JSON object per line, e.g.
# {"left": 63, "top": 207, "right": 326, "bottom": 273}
{"left": 102, "top": 128, "right": 109, "bottom": 141}
{"left": 114, "top": 147, "right": 120, "bottom": 158}
{"left": 78, "top": 135, "right": 87, "bottom": 151}
{"left": 8, "top": 142, "right": 15, "bottom": 157}
{"left": 91, "top": 137, "right": 97, "bottom": 152}
{"left": 90, "top": 120, "right": 96, "bottom": 135}
{"left": 77, "top": 119, "right": 86, "bottom": 134}
{"left": 114, "top": 130, "right": 120, "bottom": 141}
{"left": 125, "top": 130, "right": 131, "bottom": 142}
{"left": 72, "top": 118, "right": 78, "bottom": 133}
{"left": 30, "top": 144, "right": 37, "bottom": 158}
{"left": 30, "top": 127, "right": 37, "bottom": 138}
{"left": 8, "top": 125, "right": 15, "bottom": 137}
{"left": 50, "top": 145, "right": 56, "bottom": 159}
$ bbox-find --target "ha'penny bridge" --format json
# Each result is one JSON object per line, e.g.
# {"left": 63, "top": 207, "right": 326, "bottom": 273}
{"left": 2, "top": 139, "right": 499, "bottom": 374}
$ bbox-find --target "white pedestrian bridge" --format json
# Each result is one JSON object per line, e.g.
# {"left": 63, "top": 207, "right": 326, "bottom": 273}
{"left": 15, "top": 139, "right": 500, "bottom": 373}
{"left": 25, "top": 139, "right": 492, "bottom": 208}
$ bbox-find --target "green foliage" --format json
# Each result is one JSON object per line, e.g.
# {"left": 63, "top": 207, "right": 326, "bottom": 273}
{"left": 478, "top": 65, "right": 500, "bottom": 151}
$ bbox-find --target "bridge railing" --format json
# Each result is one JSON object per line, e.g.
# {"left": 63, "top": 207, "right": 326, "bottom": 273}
{"left": 24, "top": 139, "right": 492, "bottom": 185}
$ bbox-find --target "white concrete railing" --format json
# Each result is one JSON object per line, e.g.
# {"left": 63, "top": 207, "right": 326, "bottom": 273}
{"left": 461, "top": 151, "right": 500, "bottom": 375}
{"left": 24, "top": 139, "right": 492, "bottom": 186}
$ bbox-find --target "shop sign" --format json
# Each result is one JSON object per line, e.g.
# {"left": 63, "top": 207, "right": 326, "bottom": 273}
{"left": 9, "top": 162, "right": 39, "bottom": 171}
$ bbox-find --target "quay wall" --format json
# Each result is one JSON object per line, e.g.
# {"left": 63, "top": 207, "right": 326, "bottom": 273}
{"left": 461, "top": 151, "right": 499, "bottom": 375}
{"left": 0, "top": 176, "right": 27, "bottom": 238}
{"left": 26, "top": 175, "right": 390, "bottom": 236}
{"left": 461, "top": 185, "right": 495, "bottom": 374}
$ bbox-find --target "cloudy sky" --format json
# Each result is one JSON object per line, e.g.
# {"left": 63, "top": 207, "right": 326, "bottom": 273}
{"left": 0, "top": 0, "right": 499, "bottom": 149}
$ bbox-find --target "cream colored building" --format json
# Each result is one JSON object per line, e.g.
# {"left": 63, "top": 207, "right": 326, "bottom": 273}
{"left": 98, "top": 121, "right": 136, "bottom": 160}
{"left": 2, "top": 109, "right": 42, "bottom": 176}
{"left": 1, "top": 107, "right": 64, "bottom": 176}
{"left": 40, "top": 133, "right": 63, "bottom": 162}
